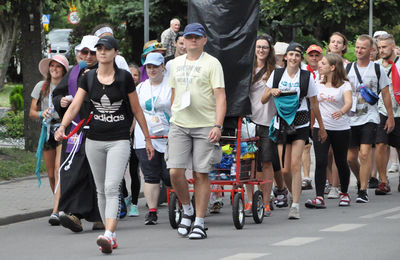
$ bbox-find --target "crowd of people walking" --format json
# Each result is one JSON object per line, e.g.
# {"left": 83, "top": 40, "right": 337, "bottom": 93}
{"left": 30, "top": 18, "right": 400, "bottom": 254}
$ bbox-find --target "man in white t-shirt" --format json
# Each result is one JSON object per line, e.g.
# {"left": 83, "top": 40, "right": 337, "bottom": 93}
{"left": 167, "top": 23, "right": 226, "bottom": 239}
{"left": 375, "top": 33, "right": 400, "bottom": 195}
{"left": 347, "top": 34, "right": 394, "bottom": 203}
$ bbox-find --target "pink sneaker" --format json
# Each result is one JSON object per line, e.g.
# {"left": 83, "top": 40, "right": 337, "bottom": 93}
{"left": 305, "top": 196, "right": 326, "bottom": 209}
{"left": 339, "top": 193, "right": 350, "bottom": 206}
{"left": 112, "top": 237, "right": 118, "bottom": 249}
{"left": 96, "top": 235, "right": 112, "bottom": 254}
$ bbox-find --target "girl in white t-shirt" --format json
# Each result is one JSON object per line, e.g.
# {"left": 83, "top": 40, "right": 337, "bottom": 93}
{"left": 262, "top": 43, "right": 327, "bottom": 220}
{"left": 305, "top": 53, "right": 353, "bottom": 209}
{"left": 134, "top": 53, "right": 172, "bottom": 225}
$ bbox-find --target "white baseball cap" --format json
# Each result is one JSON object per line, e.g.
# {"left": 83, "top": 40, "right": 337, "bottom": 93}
{"left": 373, "top": 31, "right": 388, "bottom": 38}
{"left": 274, "top": 42, "right": 289, "bottom": 55}
{"left": 76, "top": 35, "right": 99, "bottom": 52}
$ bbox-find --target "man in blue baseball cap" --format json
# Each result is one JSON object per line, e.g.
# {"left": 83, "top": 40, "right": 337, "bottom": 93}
{"left": 166, "top": 22, "right": 226, "bottom": 239}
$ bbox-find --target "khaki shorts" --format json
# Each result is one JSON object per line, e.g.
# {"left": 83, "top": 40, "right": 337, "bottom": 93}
{"left": 165, "top": 123, "right": 222, "bottom": 173}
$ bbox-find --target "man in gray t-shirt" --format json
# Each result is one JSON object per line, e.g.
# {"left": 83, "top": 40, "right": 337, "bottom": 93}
{"left": 347, "top": 35, "right": 394, "bottom": 203}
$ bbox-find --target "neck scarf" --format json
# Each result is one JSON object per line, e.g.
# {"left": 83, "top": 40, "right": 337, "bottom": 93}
{"left": 388, "top": 59, "right": 400, "bottom": 106}
{"left": 66, "top": 64, "right": 83, "bottom": 153}
{"left": 306, "top": 64, "right": 316, "bottom": 80}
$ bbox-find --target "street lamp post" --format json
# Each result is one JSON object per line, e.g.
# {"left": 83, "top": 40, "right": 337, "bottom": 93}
{"left": 369, "top": 0, "right": 373, "bottom": 36}
{"left": 144, "top": 0, "right": 149, "bottom": 43}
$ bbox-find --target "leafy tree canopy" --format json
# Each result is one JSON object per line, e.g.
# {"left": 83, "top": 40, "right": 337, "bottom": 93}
{"left": 260, "top": 0, "right": 400, "bottom": 46}
{"left": 42, "top": 0, "right": 187, "bottom": 65}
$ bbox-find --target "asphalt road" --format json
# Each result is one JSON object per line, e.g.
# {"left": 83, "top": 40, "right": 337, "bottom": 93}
{"left": 1, "top": 174, "right": 399, "bottom": 260}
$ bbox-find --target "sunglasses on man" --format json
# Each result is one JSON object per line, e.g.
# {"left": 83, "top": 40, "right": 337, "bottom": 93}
{"left": 184, "top": 35, "right": 203, "bottom": 40}
{"left": 80, "top": 49, "right": 96, "bottom": 56}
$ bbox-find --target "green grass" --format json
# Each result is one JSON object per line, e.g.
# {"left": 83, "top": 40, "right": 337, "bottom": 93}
{"left": 0, "top": 148, "right": 45, "bottom": 180}
{"left": 0, "top": 84, "right": 21, "bottom": 107}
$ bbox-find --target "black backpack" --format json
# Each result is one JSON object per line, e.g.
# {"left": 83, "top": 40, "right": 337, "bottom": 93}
{"left": 272, "top": 68, "right": 311, "bottom": 105}
{"left": 86, "top": 68, "right": 134, "bottom": 125}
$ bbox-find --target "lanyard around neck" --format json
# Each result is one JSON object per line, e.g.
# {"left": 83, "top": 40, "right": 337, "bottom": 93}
{"left": 150, "top": 81, "right": 162, "bottom": 114}
{"left": 184, "top": 52, "right": 204, "bottom": 89}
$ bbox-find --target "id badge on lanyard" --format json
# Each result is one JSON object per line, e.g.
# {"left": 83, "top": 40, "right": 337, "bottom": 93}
{"left": 149, "top": 115, "right": 164, "bottom": 134}
{"left": 149, "top": 85, "right": 164, "bottom": 135}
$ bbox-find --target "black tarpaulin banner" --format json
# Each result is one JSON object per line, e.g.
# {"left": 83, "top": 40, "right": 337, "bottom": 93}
{"left": 188, "top": 0, "right": 259, "bottom": 117}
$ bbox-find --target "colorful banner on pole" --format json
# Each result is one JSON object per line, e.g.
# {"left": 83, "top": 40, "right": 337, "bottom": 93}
{"left": 41, "top": 14, "right": 50, "bottom": 31}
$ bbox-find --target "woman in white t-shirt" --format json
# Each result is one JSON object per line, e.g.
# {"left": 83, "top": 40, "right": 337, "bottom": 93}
{"left": 246, "top": 34, "right": 281, "bottom": 217}
{"left": 262, "top": 43, "right": 327, "bottom": 220}
{"left": 134, "top": 53, "right": 172, "bottom": 225}
{"left": 305, "top": 53, "right": 353, "bottom": 209}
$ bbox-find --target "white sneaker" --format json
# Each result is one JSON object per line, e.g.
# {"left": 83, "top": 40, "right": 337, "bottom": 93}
{"left": 327, "top": 187, "right": 340, "bottom": 199}
{"left": 339, "top": 193, "right": 350, "bottom": 206}
{"left": 388, "top": 163, "right": 399, "bottom": 173}
{"left": 288, "top": 207, "right": 300, "bottom": 219}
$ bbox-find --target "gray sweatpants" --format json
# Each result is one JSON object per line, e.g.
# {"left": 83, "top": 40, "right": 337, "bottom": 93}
{"left": 85, "top": 138, "right": 130, "bottom": 222}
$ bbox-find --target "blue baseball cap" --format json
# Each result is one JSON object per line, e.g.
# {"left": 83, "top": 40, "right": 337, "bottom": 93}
{"left": 183, "top": 23, "right": 206, "bottom": 37}
{"left": 143, "top": 52, "right": 165, "bottom": 66}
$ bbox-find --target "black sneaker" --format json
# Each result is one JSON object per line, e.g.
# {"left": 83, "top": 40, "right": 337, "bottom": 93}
{"left": 144, "top": 211, "right": 158, "bottom": 225}
{"left": 368, "top": 177, "right": 379, "bottom": 189}
{"left": 356, "top": 189, "right": 369, "bottom": 203}
{"left": 356, "top": 181, "right": 361, "bottom": 195}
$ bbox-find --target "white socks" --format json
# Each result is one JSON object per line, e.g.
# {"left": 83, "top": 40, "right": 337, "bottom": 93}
{"left": 189, "top": 217, "right": 205, "bottom": 239}
{"left": 291, "top": 203, "right": 299, "bottom": 209}
{"left": 182, "top": 203, "right": 194, "bottom": 216}
{"left": 178, "top": 203, "right": 194, "bottom": 236}
{"left": 104, "top": 230, "right": 113, "bottom": 240}
{"left": 194, "top": 217, "right": 204, "bottom": 228}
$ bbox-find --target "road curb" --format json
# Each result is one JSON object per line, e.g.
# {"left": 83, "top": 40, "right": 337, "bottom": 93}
{"left": 0, "top": 209, "right": 52, "bottom": 226}
{"left": 0, "top": 192, "right": 145, "bottom": 226}
{"left": 0, "top": 174, "right": 47, "bottom": 185}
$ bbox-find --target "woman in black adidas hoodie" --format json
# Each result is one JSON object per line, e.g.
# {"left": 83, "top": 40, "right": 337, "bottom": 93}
{"left": 55, "top": 36, "right": 154, "bottom": 254}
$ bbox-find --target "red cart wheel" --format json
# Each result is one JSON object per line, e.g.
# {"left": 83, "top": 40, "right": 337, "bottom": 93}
{"left": 232, "top": 193, "right": 245, "bottom": 229}
{"left": 252, "top": 190, "right": 264, "bottom": 224}
{"left": 168, "top": 192, "right": 182, "bottom": 229}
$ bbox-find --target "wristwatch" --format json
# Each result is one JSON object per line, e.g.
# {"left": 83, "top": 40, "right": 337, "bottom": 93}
{"left": 214, "top": 124, "right": 223, "bottom": 131}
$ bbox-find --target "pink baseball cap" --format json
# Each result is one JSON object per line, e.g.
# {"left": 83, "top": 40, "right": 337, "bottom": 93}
{"left": 306, "top": 44, "right": 323, "bottom": 54}
{"left": 38, "top": 54, "right": 69, "bottom": 77}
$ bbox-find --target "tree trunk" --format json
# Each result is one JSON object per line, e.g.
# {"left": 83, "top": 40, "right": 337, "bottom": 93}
{"left": 0, "top": 8, "right": 19, "bottom": 91}
{"left": 19, "top": 0, "right": 43, "bottom": 152}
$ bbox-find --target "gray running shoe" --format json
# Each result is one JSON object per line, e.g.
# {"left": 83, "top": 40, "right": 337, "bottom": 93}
{"left": 288, "top": 207, "right": 300, "bottom": 219}
{"left": 301, "top": 179, "right": 313, "bottom": 190}
{"left": 327, "top": 187, "right": 340, "bottom": 199}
